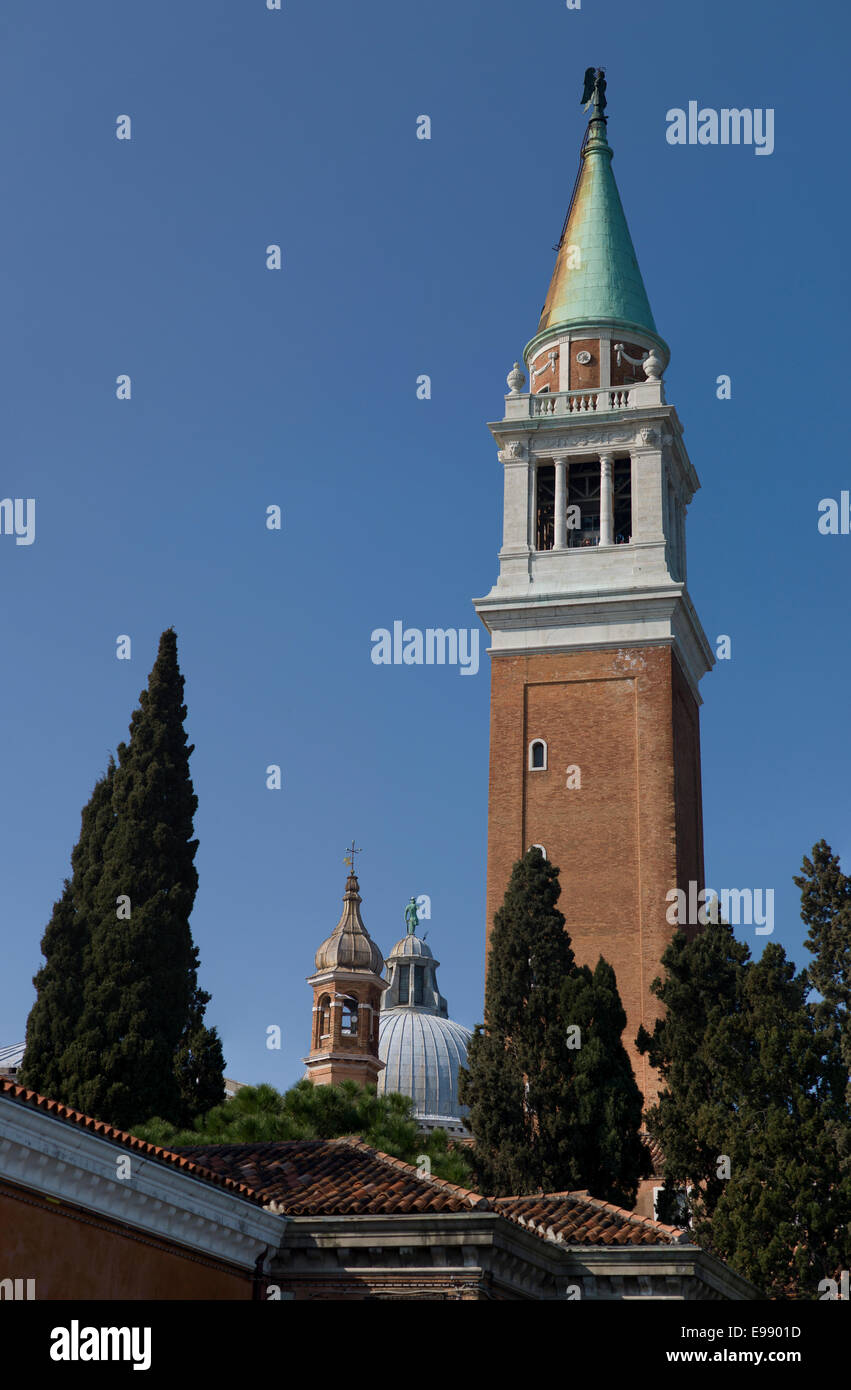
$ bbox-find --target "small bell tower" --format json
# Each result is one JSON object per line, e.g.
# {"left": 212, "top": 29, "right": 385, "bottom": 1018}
{"left": 304, "top": 862, "right": 387, "bottom": 1089}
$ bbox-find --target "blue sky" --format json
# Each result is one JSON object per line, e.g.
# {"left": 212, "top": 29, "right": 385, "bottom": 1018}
{"left": 1, "top": 0, "right": 848, "bottom": 1092}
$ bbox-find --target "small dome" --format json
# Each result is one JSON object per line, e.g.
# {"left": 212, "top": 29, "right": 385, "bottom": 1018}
{"left": 387, "top": 933, "right": 433, "bottom": 960}
{"left": 378, "top": 1009, "right": 472, "bottom": 1129}
{"left": 314, "top": 873, "right": 384, "bottom": 974}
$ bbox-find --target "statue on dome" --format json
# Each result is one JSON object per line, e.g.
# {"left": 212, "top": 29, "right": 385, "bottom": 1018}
{"left": 404, "top": 897, "right": 419, "bottom": 935}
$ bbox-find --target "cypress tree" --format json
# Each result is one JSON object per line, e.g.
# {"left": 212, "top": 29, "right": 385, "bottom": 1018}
{"left": 637, "top": 920, "right": 751, "bottom": 1225}
{"left": 20, "top": 880, "right": 81, "bottom": 1100}
{"left": 173, "top": 982, "right": 227, "bottom": 1128}
{"left": 71, "top": 629, "right": 223, "bottom": 1129}
{"left": 639, "top": 923, "right": 850, "bottom": 1296}
{"left": 708, "top": 943, "right": 849, "bottom": 1297}
{"left": 20, "top": 760, "right": 116, "bottom": 1101}
{"left": 795, "top": 841, "right": 851, "bottom": 1119}
{"left": 794, "top": 841, "right": 851, "bottom": 1279}
{"left": 567, "top": 957, "right": 650, "bottom": 1208}
{"left": 460, "top": 848, "right": 647, "bottom": 1202}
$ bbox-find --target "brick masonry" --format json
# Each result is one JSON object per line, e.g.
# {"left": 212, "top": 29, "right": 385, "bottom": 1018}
{"left": 484, "top": 641, "right": 705, "bottom": 1106}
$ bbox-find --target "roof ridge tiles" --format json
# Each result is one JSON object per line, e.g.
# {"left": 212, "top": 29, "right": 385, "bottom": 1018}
{"left": 0, "top": 1077, "right": 264, "bottom": 1206}
{"left": 566, "top": 1188, "right": 685, "bottom": 1237}
{"left": 493, "top": 1188, "right": 686, "bottom": 1245}
{"left": 330, "top": 1135, "right": 491, "bottom": 1209}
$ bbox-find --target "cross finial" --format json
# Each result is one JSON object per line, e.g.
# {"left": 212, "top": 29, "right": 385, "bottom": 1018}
{"left": 343, "top": 840, "right": 362, "bottom": 872}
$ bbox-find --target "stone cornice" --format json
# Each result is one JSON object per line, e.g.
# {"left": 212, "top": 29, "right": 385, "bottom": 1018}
{"left": 562, "top": 1245, "right": 761, "bottom": 1300}
{"left": 273, "top": 1214, "right": 761, "bottom": 1300}
{"left": 0, "top": 1094, "right": 286, "bottom": 1271}
{"left": 473, "top": 585, "right": 714, "bottom": 704}
{"left": 306, "top": 968, "right": 387, "bottom": 991}
{"left": 523, "top": 319, "right": 670, "bottom": 367}
{"left": 489, "top": 409, "right": 672, "bottom": 449}
{"left": 302, "top": 1051, "right": 384, "bottom": 1070}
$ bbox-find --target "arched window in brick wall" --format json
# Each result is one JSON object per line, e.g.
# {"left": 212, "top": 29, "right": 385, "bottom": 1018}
{"left": 529, "top": 739, "right": 547, "bottom": 770}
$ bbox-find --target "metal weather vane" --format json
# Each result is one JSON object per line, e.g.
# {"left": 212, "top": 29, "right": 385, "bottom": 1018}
{"left": 343, "top": 840, "right": 362, "bottom": 871}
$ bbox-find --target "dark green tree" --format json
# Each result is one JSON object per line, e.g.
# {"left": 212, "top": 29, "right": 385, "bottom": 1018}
{"left": 707, "top": 943, "right": 849, "bottom": 1297}
{"left": 795, "top": 841, "right": 851, "bottom": 1119}
{"left": 637, "top": 920, "right": 751, "bottom": 1225}
{"left": 70, "top": 629, "right": 223, "bottom": 1129}
{"left": 567, "top": 957, "right": 650, "bottom": 1207}
{"left": 460, "top": 848, "right": 647, "bottom": 1202}
{"left": 173, "top": 983, "right": 227, "bottom": 1128}
{"left": 639, "top": 922, "right": 850, "bottom": 1297}
{"left": 20, "top": 760, "right": 116, "bottom": 1100}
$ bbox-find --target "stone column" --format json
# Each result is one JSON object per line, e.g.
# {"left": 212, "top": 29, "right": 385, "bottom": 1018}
{"left": 553, "top": 457, "right": 567, "bottom": 550}
{"left": 528, "top": 458, "right": 537, "bottom": 550}
{"left": 600, "top": 453, "right": 614, "bottom": 546}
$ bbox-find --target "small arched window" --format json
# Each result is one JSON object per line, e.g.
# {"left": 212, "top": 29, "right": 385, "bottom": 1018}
{"left": 529, "top": 739, "right": 547, "bottom": 771}
{"left": 341, "top": 997, "right": 358, "bottom": 1036}
{"left": 318, "top": 994, "right": 331, "bottom": 1039}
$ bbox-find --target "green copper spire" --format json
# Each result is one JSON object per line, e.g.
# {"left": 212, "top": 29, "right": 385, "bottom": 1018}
{"left": 527, "top": 71, "right": 665, "bottom": 359}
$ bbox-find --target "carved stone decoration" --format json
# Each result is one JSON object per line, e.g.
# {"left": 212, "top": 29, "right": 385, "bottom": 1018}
{"left": 576, "top": 350, "right": 592, "bottom": 365}
{"left": 636, "top": 426, "right": 658, "bottom": 447}
{"left": 531, "top": 428, "right": 635, "bottom": 455}
{"left": 498, "top": 439, "right": 526, "bottom": 462}
{"left": 506, "top": 362, "right": 526, "bottom": 395}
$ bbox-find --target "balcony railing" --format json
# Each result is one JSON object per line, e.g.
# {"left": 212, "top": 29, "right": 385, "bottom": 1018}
{"left": 529, "top": 387, "right": 632, "bottom": 417}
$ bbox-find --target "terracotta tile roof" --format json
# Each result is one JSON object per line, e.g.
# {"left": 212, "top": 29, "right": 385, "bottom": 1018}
{"left": 179, "top": 1137, "right": 684, "bottom": 1245}
{"left": 0, "top": 1079, "right": 683, "bottom": 1247}
{"left": 495, "top": 1191, "right": 685, "bottom": 1246}
{"left": 177, "top": 1136, "right": 490, "bottom": 1216}
{"left": 0, "top": 1078, "right": 264, "bottom": 1207}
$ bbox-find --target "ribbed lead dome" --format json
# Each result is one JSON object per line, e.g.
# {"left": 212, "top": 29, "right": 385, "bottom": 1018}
{"left": 378, "top": 1010, "right": 471, "bottom": 1130}
{"left": 388, "top": 934, "right": 433, "bottom": 959}
{"left": 313, "top": 872, "right": 384, "bottom": 974}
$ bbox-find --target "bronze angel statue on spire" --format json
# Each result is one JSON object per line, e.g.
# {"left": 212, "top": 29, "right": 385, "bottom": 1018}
{"left": 581, "top": 67, "right": 606, "bottom": 114}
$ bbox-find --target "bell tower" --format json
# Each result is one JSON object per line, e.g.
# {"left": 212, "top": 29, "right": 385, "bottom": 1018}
{"left": 304, "top": 868, "right": 387, "bottom": 1089}
{"left": 474, "top": 72, "right": 713, "bottom": 1100}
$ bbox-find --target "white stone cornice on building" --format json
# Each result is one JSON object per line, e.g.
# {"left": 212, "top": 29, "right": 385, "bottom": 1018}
{"left": 0, "top": 1095, "right": 285, "bottom": 1270}
{"left": 306, "top": 967, "right": 388, "bottom": 992}
{"left": 474, "top": 585, "right": 713, "bottom": 705}
{"left": 300, "top": 1050, "right": 385, "bottom": 1070}
{"left": 272, "top": 1213, "right": 760, "bottom": 1301}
